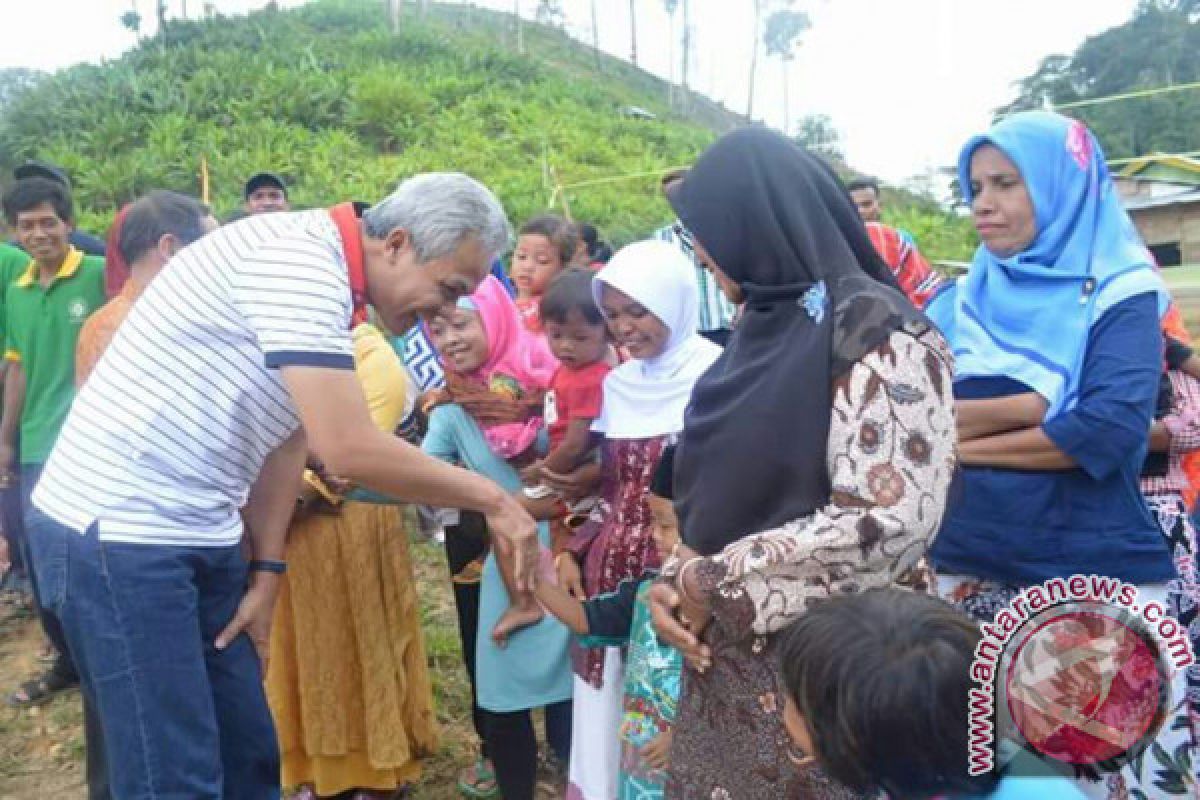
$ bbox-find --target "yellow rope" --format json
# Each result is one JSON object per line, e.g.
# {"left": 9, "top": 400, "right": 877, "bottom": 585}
{"left": 1052, "top": 80, "right": 1200, "bottom": 111}
{"left": 556, "top": 165, "right": 691, "bottom": 191}
{"left": 1107, "top": 150, "right": 1200, "bottom": 168}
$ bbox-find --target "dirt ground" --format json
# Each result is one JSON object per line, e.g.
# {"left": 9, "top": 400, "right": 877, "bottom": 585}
{"left": 0, "top": 536, "right": 560, "bottom": 799}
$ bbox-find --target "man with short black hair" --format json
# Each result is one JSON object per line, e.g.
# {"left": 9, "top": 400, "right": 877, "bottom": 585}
{"left": 846, "top": 176, "right": 883, "bottom": 223}
{"left": 11, "top": 161, "right": 107, "bottom": 256}
{"left": 0, "top": 177, "right": 105, "bottom": 709}
{"left": 243, "top": 171, "right": 290, "bottom": 214}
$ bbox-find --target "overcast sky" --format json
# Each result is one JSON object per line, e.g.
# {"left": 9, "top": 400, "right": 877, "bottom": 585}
{"left": 1, "top": 0, "right": 1139, "bottom": 188}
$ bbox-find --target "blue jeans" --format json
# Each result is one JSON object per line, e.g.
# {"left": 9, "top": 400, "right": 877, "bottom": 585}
{"left": 26, "top": 509, "right": 280, "bottom": 800}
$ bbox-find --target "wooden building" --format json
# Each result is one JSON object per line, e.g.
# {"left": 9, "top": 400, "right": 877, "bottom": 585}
{"left": 1116, "top": 154, "right": 1200, "bottom": 267}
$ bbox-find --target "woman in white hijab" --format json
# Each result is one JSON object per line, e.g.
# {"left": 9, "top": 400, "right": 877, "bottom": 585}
{"left": 556, "top": 240, "right": 721, "bottom": 800}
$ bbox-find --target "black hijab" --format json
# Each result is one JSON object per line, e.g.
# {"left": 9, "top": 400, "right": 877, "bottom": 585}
{"left": 670, "top": 127, "right": 931, "bottom": 556}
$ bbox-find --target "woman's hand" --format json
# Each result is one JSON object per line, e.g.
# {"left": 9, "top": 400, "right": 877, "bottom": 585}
{"left": 540, "top": 462, "right": 602, "bottom": 503}
{"left": 648, "top": 581, "right": 711, "bottom": 672}
{"left": 675, "top": 547, "right": 714, "bottom": 641}
{"left": 556, "top": 552, "right": 587, "bottom": 600}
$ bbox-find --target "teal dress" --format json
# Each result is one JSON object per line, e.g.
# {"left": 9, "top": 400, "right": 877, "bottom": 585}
{"left": 578, "top": 575, "right": 683, "bottom": 800}
{"left": 422, "top": 404, "right": 574, "bottom": 712}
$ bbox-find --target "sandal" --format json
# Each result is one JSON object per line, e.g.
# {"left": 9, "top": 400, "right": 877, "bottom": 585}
{"left": 457, "top": 758, "right": 499, "bottom": 798}
{"left": 6, "top": 669, "right": 77, "bottom": 708}
{"left": 452, "top": 557, "right": 485, "bottom": 586}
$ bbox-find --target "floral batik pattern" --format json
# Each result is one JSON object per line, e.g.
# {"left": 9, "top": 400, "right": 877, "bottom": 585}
{"left": 572, "top": 436, "right": 667, "bottom": 688}
{"left": 618, "top": 583, "right": 683, "bottom": 800}
{"left": 938, "top": 575, "right": 1200, "bottom": 799}
{"left": 1145, "top": 493, "right": 1200, "bottom": 741}
{"left": 666, "top": 328, "right": 957, "bottom": 800}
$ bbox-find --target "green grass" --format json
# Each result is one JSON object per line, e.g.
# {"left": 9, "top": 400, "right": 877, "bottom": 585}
{"left": 0, "top": 0, "right": 974, "bottom": 263}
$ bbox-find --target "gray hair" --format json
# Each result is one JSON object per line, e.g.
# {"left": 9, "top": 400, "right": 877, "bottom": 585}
{"left": 362, "top": 172, "right": 511, "bottom": 262}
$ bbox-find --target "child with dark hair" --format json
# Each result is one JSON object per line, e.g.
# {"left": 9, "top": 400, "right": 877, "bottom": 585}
{"left": 778, "top": 589, "right": 1084, "bottom": 800}
{"left": 534, "top": 447, "right": 682, "bottom": 800}
{"left": 511, "top": 214, "right": 578, "bottom": 332}
{"left": 520, "top": 268, "right": 611, "bottom": 511}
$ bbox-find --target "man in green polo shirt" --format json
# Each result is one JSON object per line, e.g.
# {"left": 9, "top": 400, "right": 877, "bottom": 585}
{"left": 0, "top": 241, "right": 31, "bottom": 595}
{"left": 0, "top": 177, "right": 104, "bottom": 706}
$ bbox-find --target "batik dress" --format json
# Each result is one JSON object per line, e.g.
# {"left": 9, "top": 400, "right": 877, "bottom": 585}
{"left": 666, "top": 328, "right": 957, "bottom": 800}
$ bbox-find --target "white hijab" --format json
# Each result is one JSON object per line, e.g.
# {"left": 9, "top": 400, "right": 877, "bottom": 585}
{"left": 591, "top": 240, "right": 722, "bottom": 439}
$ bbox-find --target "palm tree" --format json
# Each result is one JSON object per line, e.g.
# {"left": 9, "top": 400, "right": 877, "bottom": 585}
{"left": 629, "top": 0, "right": 639, "bottom": 67}
{"left": 514, "top": 0, "right": 525, "bottom": 54}
{"left": 590, "top": 0, "right": 602, "bottom": 70}
{"left": 120, "top": 1, "right": 142, "bottom": 36}
{"left": 680, "top": 0, "right": 692, "bottom": 108}
{"left": 664, "top": 0, "right": 679, "bottom": 105}
{"left": 764, "top": 9, "right": 810, "bottom": 133}
{"left": 384, "top": 0, "right": 402, "bottom": 33}
{"left": 747, "top": 0, "right": 764, "bottom": 119}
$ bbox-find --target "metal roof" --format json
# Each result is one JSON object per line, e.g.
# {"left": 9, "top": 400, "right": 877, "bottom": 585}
{"left": 1123, "top": 188, "right": 1200, "bottom": 211}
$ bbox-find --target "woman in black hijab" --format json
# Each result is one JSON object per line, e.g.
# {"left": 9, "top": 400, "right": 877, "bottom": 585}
{"left": 649, "top": 128, "right": 957, "bottom": 798}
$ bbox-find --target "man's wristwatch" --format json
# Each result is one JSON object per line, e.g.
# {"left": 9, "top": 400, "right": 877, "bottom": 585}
{"left": 248, "top": 559, "right": 287, "bottom": 575}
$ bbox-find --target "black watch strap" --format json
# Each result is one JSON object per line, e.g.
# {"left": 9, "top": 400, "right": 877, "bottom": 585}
{"left": 248, "top": 559, "right": 287, "bottom": 574}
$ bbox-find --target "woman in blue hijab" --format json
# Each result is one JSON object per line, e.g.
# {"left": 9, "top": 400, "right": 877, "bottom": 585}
{"left": 927, "top": 112, "right": 1198, "bottom": 796}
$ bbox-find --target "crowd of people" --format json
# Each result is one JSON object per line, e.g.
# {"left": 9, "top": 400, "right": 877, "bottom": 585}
{"left": 0, "top": 109, "right": 1197, "bottom": 800}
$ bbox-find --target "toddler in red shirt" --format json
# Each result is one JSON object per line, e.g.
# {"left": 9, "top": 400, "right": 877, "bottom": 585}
{"left": 519, "top": 268, "right": 611, "bottom": 545}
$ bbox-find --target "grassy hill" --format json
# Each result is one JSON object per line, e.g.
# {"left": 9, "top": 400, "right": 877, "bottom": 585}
{"left": 0, "top": 0, "right": 722, "bottom": 243}
{"left": 0, "top": 0, "right": 974, "bottom": 259}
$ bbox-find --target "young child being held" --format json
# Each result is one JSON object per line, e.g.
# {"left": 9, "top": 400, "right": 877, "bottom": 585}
{"left": 778, "top": 589, "right": 1085, "bottom": 800}
{"left": 424, "top": 277, "right": 558, "bottom": 645}
{"left": 511, "top": 215, "right": 578, "bottom": 333}
{"left": 534, "top": 449, "right": 683, "bottom": 800}
{"left": 520, "top": 268, "right": 611, "bottom": 511}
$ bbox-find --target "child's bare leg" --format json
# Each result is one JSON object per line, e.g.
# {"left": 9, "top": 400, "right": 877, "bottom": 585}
{"left": 491, "top": 532, "right": 544, "bottom": 645}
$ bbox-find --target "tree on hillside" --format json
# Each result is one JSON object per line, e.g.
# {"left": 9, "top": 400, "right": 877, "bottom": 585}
{"left": 664, "top": 0, "right": 679, "bottom": 106}
{"left": 998, "top": 0, "right": 1200, "bottom": 159}
{"left": 764, "top": 8, "right": 810, "bottom": 133}
{"left": 121, "top": 7, "right": 143, "bottom": 36}
{"left": 590, "top": 0, "right": 601, "bottom": 69}
{"left": 0, "top": 69, "right": 44, "bottom": 120}
{"left": 747, "top": 0, "right": 764, "bottom": 118}
{"left": 794, "top": 114, "right": 842, "bottom": 161}
{"left": 384, "top": 0, "right": 401, "bottom": 33}
{"left": 680, "top": 0, "right": 692, "bottom": 109}
{"left": 536, "top": 0, "right": 564, "bottom": 28}
{"left": 513, "top": 0, "right": 525, "bottom": 54}
{"left": 629, "top": 0, "right": 639, "bottom": 67}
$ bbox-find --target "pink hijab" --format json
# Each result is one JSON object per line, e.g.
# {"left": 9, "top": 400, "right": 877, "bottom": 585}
{"left": 459, "top": 276, "right": 558, "bottom": 458}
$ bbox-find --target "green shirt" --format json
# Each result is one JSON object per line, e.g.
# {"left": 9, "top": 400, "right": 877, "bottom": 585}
{"left": 0, "top": 243, "right": 31, "bottom": 346}
{"left": 5, "top": 249, "right": 106, "bottom": 465}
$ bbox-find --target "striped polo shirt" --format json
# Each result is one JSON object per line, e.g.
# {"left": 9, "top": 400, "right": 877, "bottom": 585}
{"left": 33, "top": 211, "right": 355, "bottom": 546}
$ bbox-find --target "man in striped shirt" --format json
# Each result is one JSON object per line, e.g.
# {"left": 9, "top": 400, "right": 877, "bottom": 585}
{"left": 28, "top": 173, "right": 536, "bottom": 799}
{"left": 655, "top": 170, "right": 737, "bottom": 347}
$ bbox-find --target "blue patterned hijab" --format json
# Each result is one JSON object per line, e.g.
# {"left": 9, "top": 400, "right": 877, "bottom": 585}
{"left": 925, "top": 111, "right": 1164, "bottom": 416}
